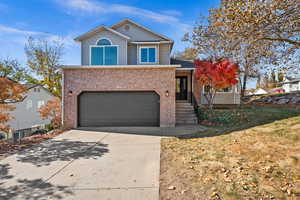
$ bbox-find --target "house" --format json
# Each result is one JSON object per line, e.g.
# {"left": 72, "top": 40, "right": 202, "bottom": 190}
{"left": 253, "top": 88, "right": 268, "bottom": 95}
{"left": 5, "top": 84, "right": 55, "bottom": 138}
{"left": 61, "top": 19, "right": 240, "bottom": 128}
{"left": 282, "top": 77, "right": 300, "bottom": 93}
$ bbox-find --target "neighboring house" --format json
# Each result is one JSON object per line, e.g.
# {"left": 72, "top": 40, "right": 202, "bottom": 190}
{"left": 61, "top": 19, "right": 240, "bottom": 128}
{"left": 6, "top": 84, "right": 54, "bottom": 138}
{"left": 282, "top": 77, "right": 300, "bottom": 93}
{"left": 253, "top": 88, "right": 268, "bottom": 95}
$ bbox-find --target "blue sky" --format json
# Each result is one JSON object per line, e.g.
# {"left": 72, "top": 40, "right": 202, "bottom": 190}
{"left": 0, "top": 0, "right": 220, "bottom": 66}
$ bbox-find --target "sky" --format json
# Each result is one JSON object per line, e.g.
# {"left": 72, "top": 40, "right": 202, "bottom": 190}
{"left": 0, "top": 0, "right": 220, "bottom": 66}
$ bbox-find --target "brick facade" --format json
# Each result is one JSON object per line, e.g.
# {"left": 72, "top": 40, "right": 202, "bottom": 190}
{"left": 62, "top": 66, "right": 176, "bottom": 128}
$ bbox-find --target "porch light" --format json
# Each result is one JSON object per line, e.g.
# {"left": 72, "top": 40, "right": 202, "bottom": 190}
{"left": 68, "top": 90, "right": 73, "bottom": 96}
{"left": 165, "top": 90, "right": 169, "bottom": 97}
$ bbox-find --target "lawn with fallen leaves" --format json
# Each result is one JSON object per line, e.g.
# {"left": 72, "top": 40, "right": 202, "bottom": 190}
{"left": 160, "top": 106, "right": 300, "bottom": 200}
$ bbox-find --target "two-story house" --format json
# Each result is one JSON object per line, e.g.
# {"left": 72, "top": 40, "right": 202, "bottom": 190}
{"left": 61, "top": 19, "right": 240, "bottom": 128}
{"left": 5, "top": 84, "right": 54, "bottom": 139}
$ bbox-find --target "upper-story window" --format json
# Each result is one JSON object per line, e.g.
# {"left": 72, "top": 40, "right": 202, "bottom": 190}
{"left": 139, "top": 46, "right": 157, "bottom": 64}
{"left": 90, "top": 38, "right": 118, "bottom": 65}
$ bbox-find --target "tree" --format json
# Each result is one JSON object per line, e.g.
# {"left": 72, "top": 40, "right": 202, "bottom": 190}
{"left": 0, "top": 78, "right": 27, "bottom": 135}
{"left": 183, "top": 15, "right": 268, "bottom": 97}
{"left": 195, "top": 59, "right": 239, "bottom": 109}
{"left": 0, "top": 58, "right": 27, "bottom": 82}
{"left": 211, "top": 0, "right": 300, "bottom": 75}
{"left": 38, "top": 97, "right": 61, "bottom": 129}
{"left": 173, "top": 47, "right": 198, "bottom": 60}
{"left": 213, "top": 0, "right": 300, "bottom": 48}
{"left": 25, "top": 37, "right": 63, "bottom": 98}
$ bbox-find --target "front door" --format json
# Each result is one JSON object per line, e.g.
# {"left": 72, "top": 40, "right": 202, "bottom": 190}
{"left": 176, "top": 76, "right": 188, "bottom": 100}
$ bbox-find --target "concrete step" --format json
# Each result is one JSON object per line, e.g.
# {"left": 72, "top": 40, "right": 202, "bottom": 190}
{"left": 176, "top": 110, "right": 196, "bottom": 114}
{"left": 176, "top": 113, "right": 196, "bottom": 117}
{"left": 176, "top": 119, "right": 198, "bottom": 124}
{"left": 176, "top": 117, "right": 198, "bottom": 121}
{"left": 176, "top": 107, "right": 194, "bottom": 110}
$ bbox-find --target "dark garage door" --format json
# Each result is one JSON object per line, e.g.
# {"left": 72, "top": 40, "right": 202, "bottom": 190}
{"left": 78, "top": 91, "right": 160, "bottom": 127}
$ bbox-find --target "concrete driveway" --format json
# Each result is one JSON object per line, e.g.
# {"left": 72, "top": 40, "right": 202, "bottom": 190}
{"left": 0, "top": 129, "right": 161, "bottom": 200}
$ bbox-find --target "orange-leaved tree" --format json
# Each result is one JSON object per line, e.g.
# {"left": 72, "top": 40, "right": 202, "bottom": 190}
{"left": 195, "top": 59, "right": 239, "bottom": 109}
{"left": 38, "top": 97, "right": 61, "bottom": 129}
{"left": 0, "top": 78, "right": 27, "bottom": 135}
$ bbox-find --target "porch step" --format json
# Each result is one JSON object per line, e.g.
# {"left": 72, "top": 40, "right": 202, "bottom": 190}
{"left": 176, "top": 102, "right": 198, "bottom": 125}
{"left": 176, "top": 118, "right": 198, "bottom": 125}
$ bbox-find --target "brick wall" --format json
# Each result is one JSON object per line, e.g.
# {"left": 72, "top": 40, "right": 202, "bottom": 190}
{"left": 62, "top": 67, "right": 176, "bottom": 128}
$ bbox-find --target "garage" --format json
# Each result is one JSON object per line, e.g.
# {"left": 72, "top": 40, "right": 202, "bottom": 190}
{"left": 78, "top": 91, "right": 160, "bottom": 127}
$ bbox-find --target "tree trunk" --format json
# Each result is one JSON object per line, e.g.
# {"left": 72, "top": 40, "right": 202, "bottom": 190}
{"left": 241, "top": 74, "right": 248, "bottom": 97}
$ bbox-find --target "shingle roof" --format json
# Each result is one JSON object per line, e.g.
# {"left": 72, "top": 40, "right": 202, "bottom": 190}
{"left": 171, "top": 58, "right": 195, "bottom": 68}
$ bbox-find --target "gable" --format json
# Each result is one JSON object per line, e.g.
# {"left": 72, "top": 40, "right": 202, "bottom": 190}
{"left": 111, "top": 19, "right": 173, "bottom": 42}
{"left": 74, "top": 26, "right": 130, "bottom": 42}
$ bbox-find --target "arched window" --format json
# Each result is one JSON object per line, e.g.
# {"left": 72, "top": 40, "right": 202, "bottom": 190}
{"left": 91, "top": 38, "right": 118, "bottom": 65}
{"left": 96, "top": 39, "right": 112, "bottom": 45}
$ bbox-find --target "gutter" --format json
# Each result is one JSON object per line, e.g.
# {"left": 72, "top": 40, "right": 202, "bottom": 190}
{"left": 60, "top": 65, "right": 181, "bottom": 70}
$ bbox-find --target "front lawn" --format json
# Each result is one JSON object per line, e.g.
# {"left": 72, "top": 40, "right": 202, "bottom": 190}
{"left": 160, "top": 106, "right": 300, "bottom": 199}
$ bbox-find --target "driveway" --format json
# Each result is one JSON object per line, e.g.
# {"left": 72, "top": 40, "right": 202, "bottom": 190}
{"left": 0, "top": 129, "right": 161, "bottom": 200}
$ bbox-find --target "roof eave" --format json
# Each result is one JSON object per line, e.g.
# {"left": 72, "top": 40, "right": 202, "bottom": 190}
{"left": 74, "top": 26, "right": 131, "bottom": 42}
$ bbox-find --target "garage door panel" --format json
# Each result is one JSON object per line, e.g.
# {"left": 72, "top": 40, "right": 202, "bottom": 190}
{"left": 78, "top": 91, "right": 160, "bottom": 127}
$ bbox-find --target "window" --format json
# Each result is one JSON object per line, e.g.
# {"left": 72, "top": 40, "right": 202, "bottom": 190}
{"left": 37, "top": 100, "right": 45, "bottom": 109}
{"left": 203, "top": 86, "right": 232, "bottom": 93}
{"left": 97, "top": 39, "right": 111, "bottom": 45}
{"left": 90, "top": 38, "right": 118, "bottom": 65}
{"left": 217, "top": 87, "right": 232, "bottom": 93}
{"left": 140, "top": 47, "right": 156, "bottom": 63}
{"left": 26, "top": 100, "right": 32, "bottom": 109}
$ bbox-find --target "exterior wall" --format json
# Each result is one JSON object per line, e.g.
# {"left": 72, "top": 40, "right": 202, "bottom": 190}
{"left": 7, "top": 86, "right": 53, "bottom": 131}
{"left": 283, "top": 82, "right": 300, "bottom": 93}
{"left": 63, "top": 67, "right": 176, "bottom": 128}
{"left": 200, "top": 85, "right": 241, "bottom": 105}
{"left": 114, "top": 23, "right": 162, "bottom": 41}
{"left": 159, "top": 43, "right": 171, "bottom": 65}
{"left": 127, "top": 44, "right": 137, "bottom": 65}
{"left": 81, "top": 30, "right": 127, "bottom": 65}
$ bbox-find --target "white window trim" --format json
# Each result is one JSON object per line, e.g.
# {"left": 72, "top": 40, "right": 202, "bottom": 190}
{"left": 89, "top": 45, "right": 119, "bottom": 65}
{"left": 95, "top": 37, "right": 113, "bottom": 45}
{"left": 138, "top": 46, "right": 158, "bottom": 64}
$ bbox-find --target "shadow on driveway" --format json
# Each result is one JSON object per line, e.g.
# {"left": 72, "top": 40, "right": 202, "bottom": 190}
{"left": 15, "top": 140, "right": 109, "bottom": 167}
{"left": 0, "top": 139, "right": 110, "bottom": 200}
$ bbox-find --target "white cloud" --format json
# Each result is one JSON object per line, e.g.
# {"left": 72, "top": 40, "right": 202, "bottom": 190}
{"left": 0, "top": 25, "right": 76, "bottom": 48}
{"left": 0, "top": 25, "right": 45, "bottom": 35}
{"left": 55, "top": 0, "right": 184, "bottom": 25}
{"left": 161, "top": 10, "right": 182, "bottom": 17}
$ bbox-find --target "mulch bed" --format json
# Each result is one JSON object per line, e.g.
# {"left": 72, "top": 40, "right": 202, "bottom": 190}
{"left": 0, "top": 129, "right": 64, "bottom": 160}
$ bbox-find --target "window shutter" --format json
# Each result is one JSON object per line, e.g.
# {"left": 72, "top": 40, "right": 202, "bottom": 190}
{"left": 141, "top": 48, "right": 148, "bottom": 62}
{"left": 91, "top": 47, "right": 103, "bottom": 65}
{"left": 104, "top": 46, "right": 117, "bottom": 65}
{"left": 148, "top": 48, "right": 156, "bottom": 63}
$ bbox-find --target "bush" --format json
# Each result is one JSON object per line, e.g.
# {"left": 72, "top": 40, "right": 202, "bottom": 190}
{"left": 198, "top": 107, "right": 248, "bottom": 126}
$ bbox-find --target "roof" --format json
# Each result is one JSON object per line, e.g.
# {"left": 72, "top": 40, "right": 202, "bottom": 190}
{"left": 283, "top": 77, "right": 300, "bottom": 84}
{"left": 23, "top": 84, "right": 55, "bottom": 97}
{"left": 74, "top": 26, "right": 131, "bottom": 42}
{"left": 171, "top": 58, "right": 195, "bottom": 69}
{"left": 111, "top": 19, "right": 173, "bottom": 42}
